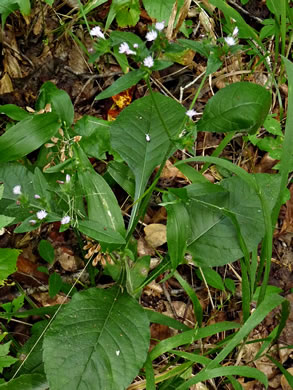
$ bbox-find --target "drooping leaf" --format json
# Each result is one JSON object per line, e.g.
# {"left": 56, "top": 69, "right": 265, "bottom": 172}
{"left": 0, "top": 113, "right": 60, "bottom": 162}
{"left": 0, "top": 374, "right": 48, "bottom": 390}
{"left": 0, "top": 249, "right": 20, "bottom": 281}
{"left": 38, "top": 240, "right": 55, "bottom": 264}
{"left": 95, "top": 69, "right": 146, "bottom": 101}
{"left": 78, "top": 169, "right": 125, "bottom": 236}
{"left": 43, "top": 286, "right": 150, "bottom": 390}
{"left": 197, "top": 82, "right": 271, "bottom": 134}
{"left": 74, "top": 116, "right": 110, "bottom": 159}
{"left": 185, "top": 176, "right": 265, "bottom": 266}
{"left": 0, "top": 104, "right": 31, "bottom": 121}
{"left": 110, "top": 92, "right": 186, "bottom": 232}
{"left": 78, "top": 219, "right": 126, "bottom": 251}
{"left": 36, "top": 82, "right": 74, "bottom": 127}
{"left": 107, "top": 161, "right": 135, "bottom": 198}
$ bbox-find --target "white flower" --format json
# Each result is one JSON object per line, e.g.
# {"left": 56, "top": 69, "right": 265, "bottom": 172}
{"left": 232, "top": 26, "right": 239, "bottom": 37}
{"left": 90, "top": 26, "right": 105, "bottom": 39}
{"left": 34, "top": 194, "right": 41, "bottom": 199}
{"left": 224, "top": 36, "right": 236, "bottom": 46}
{"left": 118, "top": 42, "right": 136, "bottom": 55}
{"left": 133, "top": 43, "right": 138, "bottom": 49}
{"left": 155, "top": 21, "right": 165, "bottom": 31}
{"left": 146, "top": 30, "right": 158, "bottom": 41}
{"left": 61, "top": 215, "right": 70, "bottom": 225}
{"left": 145, "top": 133, "right": 151, "bottom": 142}
{"left": 13, "top": 185, "right": 22, "bottom": 195}
{"left": 36, "top": 210, "right": 47, "bottom": 220}
{"left": 143, "top": 56, "right": 154, "bottom": 68}
{"left": 116, "top": 350, "right": 120, "bottom": 356}
{"left": 66, "top": 174, "right": 71, "bottom": 183}
{"left": 186, "top": 109, "right": 198, "bottom": 118}
{"left": 29, "top": 219, "right": 37, "bottom": 225}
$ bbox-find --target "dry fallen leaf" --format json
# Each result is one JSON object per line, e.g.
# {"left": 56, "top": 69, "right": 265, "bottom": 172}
{"left": 55, "top": 246, "right": 83, "bottom": 272}
{"left": 144, "top": 223, "right": 167, "bottom": 248}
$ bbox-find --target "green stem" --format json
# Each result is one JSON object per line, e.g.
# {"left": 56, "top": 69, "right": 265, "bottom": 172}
{"left": 200, "top": 132, "right": 235, "bottom": 173}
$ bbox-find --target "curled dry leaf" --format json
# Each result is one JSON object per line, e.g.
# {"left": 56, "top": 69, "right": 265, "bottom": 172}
{"left": 144, "top": 223, "right": 167, "bottom": 248}
{"left": 32, "top": 292, "right": 70, "bottom": 307}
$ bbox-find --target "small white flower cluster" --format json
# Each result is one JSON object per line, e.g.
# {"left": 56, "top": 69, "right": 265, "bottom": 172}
{"left": 224, "top": 26, "right": 239, "bottom": 47}
{"left": 146, "top": 20, "right": 165, "bottom": 42}
{"left": 186, "top": 109, "right": 199, "bottom": 119}
{"left": 13, "top": 185, "right": 22, "bottom": 195}
{"left": 118, "top": 42, "right": 136, "bottom": 55}
{"left": 90, "top": 26, "right": 105, "bottom": 40}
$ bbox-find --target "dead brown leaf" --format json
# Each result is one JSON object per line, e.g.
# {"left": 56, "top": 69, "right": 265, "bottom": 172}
{"left": 32, "top": 292, "right": 69, "bottom": 307}
{"left": 144, "top": 223, "right": 167, "bottom": 248}
{"left": 55, "top": 246, "right": 83, "bottom": 272}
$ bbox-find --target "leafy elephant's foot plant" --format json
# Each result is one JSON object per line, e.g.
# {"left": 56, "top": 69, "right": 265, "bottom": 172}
{"left": 0, "top": 2, "right": 293, "bottom": 389}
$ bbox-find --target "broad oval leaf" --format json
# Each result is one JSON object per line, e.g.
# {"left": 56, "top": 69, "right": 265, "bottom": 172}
{"left": 110, "top": 92, "right": 186, "bottom": 231}
{"left": 0, "top": 249, "right": 20, "bottom": 281}
{"left": 43, "top": 286, "right": 150, "bottom": 390}
{"left": 186, "top": 176, "right": 265, "bottom": 266}
{"left": 197, "top": 82, "right": 271, "bottom": 134}
{"left": 95, "top": 69, "right": 146, "bottom": 101}
{"left": 0, "top": 113, "right": 59, "bottom": 162}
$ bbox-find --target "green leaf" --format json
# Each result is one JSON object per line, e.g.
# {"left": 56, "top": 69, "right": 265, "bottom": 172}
{"left": 210, "top": 0, "right": 259, "bottom": 40}
{"left": 78, "top": 169, "right": 125, "bottom": 236}
{"left": 116, "top": 0, "right": 140, "bottom": 27}
{"left": 0, "top": 113, "right": 60, "bottom": 162}
{"left": 185, "top": 176, "right": 265, "bottom": 267}
{"left": 142, "top": 0, "right": 184, "bottom": 24}
{"left": 0, "top": 374, "right": 48, "bottom": 389}
{"left": 74, "top": 116, "right": 110, "bottom": 159}
{"left": 43, "top": 286, "right": 150, "bottom": 390}
{"left": 95, "top": 69, "right": 146, "bottom": 101}
{"left": 179, "top": 366, "right": 268, "bottom": 389}
{"left": 38, "top": 240, "right": 55, "bottom": 264}
{"left": 0, "top": 104, "right": 31, "bottom": 121}
{"left": 0, "top": 341, "right": 18, "bottom": 374}
{"left": 17, "top": 0, "right": 30, "bottom": 15}
{"left": 78, "top": 219, "right": 126, "bottom": 251}
{"left": 196, "top": 267, "right": 225, "bottom": 291}
{"left": 110, "top": 92, "right": 186, "bottom": 232}
{"left": 49, "top": 272, "right": 62, "bottom": 298}
{"left": 224, "top": 278, "right": 236, "bottom": 294}
{"left": 263, "top": 116, "right": 283, "bottom": 136}
{"left": 149, "top": 321, "right": 240, "bottom": 361}
{"left": 126, "top": 255, "right": 150, "bottom": 296}
{"left": 0, "top": 249, "right": 20, "bottom": 281}
{"left": 36, "top": 82, "right": 74, "bottom": 127}
{"left": 0, "top": 214, "right": 14, "bottom": 229}
{"left": 107, "top": 161, "right": 135, "bottom": 198}
{"left": 197, "top": 82, "right": 271, "bottom": 134}
{"left": 166, "top": 199, "right": 189, "bottom": 269}
{"left": 145, "top": 309, "right": 190, "bottom": 332}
